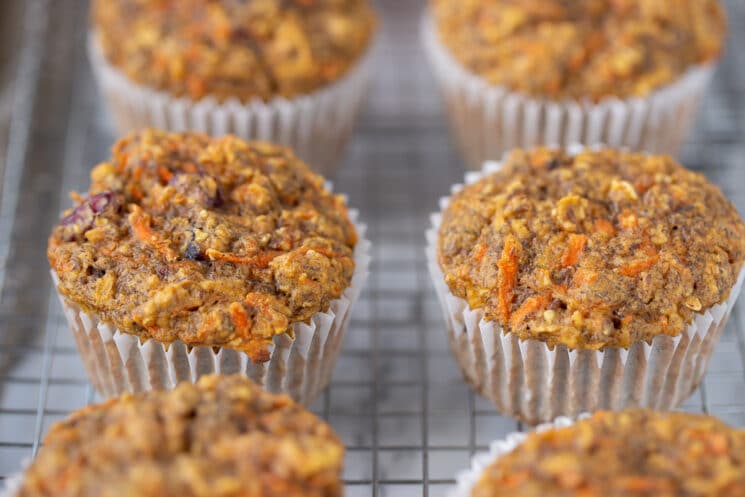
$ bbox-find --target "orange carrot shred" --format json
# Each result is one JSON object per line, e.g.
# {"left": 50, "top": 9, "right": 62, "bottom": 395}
{"left": 157, "top": 165, "right": 173, "bottom": 184}
{"left": 561, "top": 234, "right": 587, "bottom": 268}
{"left": 205, "top": 248, "right": 282, "bottom": 268}
{"left": 496, "top": 236, "right": 520, "bottom": 322}
{"left": 128, "top": 207, "right": 177, "bottom": 261}
{"left": 473, "top": 243, "right": 487, "bottom": 262}
{"left": 595, "top": 218, "right": 616, "bottom": 236}
{"left": 573, "top": 268, "right": 598, "bottom": 286}
{"left": 618, "top": 255, "right": 659, "bottom": 276}
{"left": 510, "top": 294, "right": 550, "bottom": 327}
{"left": 229, "top": 302, "right": 251, "bottom": 338}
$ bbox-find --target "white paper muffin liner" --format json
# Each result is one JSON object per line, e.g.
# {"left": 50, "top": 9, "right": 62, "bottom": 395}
{"left": 421, "top": 16, "right": 716, "bottom": 170}
{"left": 426, "top": 153, "right": 745, "bottom": 425}
{"left": 88, "top": 32, "right": 376, "bottom": 176}
{"left": 0, "top": 471, "right": 22, "bottom": 497}
{"left": 451, "top": 414, "right": 588, "bottom": 497}
{"left": 52, "top": 204, "right": 370, "bottom": 407}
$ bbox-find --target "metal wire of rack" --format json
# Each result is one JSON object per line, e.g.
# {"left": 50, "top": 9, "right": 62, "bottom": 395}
{"left": 1, "top": 1, "right": 745, "bottom": 496}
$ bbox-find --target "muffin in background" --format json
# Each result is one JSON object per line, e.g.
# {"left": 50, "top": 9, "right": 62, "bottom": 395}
{"left": 455, "top": 409, "right": 745, "bottom": 497}
{"left": 89, "top": 0, "right": 378, "bottom": 175}
{"left": 423, "top": 0, "right": 727, "bottom": 169}
{"left": 427, "top": 145, "right": 745, "bottom": 424}
{"left": 5, "top": 375, "right": 345, "bottom": 497}
{"left": 48, "top": 129, "right": 370, "bottom": 404}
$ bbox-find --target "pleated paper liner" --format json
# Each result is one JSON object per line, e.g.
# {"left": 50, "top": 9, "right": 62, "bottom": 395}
{"left": 427, "top": 154, "right": 745, "bottom": 425}
{"left": 52, "top": 207, "right": 370, "bottom": 407}
{"left": 88, "top": 32, "right": 376, "bottom": 176}
{"left": 421, "top": 16, "right": 715, "bottom": 170}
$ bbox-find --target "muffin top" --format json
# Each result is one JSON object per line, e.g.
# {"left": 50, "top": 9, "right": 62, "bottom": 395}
{"left": 470, "top": 409, "right": 745, "bottom": 497}
{"left": 429, "top": 0, "right": 726, "bottom": 101}
{"left": 48, "top": 129, "right": 356, "bottom": 362}
{"left": 438, "top": 147, "right": 745, "bottom": 350}
{"left": 91, "top": 0, "right": 376, "bottom": 102}
{"left": 15, "top": 374, "right": 344, "bottom": 497}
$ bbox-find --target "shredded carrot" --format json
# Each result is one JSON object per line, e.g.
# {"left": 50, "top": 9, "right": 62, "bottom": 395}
{"left": 634, "top": 175, "right": 655, "bottom": 194}
{"left": 500, "top": 469, "right": 530, "bottom": 488}
{"left": 618, "top": 241, "right": 659, "bottom": 276}
{"left": 473, "top": 243, "right": 487, "bottom": 262}
{"left": 205, "top": 248, "right": 282, "bottom": 268}
{"left": 510, "top": 294, "right": 550, "bottom": 327}
{"left": 619, "top": 477, "right": 665, "bottom": 492}
{"left": 182, "top": 162, "right": 199, "bottom": 173}
{"left": 561, "top": 234, "right": 587, "bottom": 268}
{"left": 573, "top": 268, "right": 598, "bottom": 286}
{"left": 157, "top": 165, "right": 173, "bottom": 184}
{"left": 128, "top": 207, "right": 177, "bottom": 261}
{"left": 229, "top": 302, "right": 251, "bottom": 338}
{"left": 496, "top": 236, "right": 520, "bottom": 322}
{"left": 618, "top": 255, "right": 658, "bottom": 276}
{"left": 594, "top": 218, "right": 616, "bottom": 236}
{"left": 69, "top": 191, "right": 85, "bottom": 205}
{"left": 116, "top": 153, "right": 129, "bottom": 173}
{"left": 128, "top": 184, "right": 144, "bottom": 201}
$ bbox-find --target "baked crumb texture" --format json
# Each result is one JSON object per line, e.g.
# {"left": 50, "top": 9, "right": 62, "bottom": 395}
{"left": 438, "top": 147, "right": 745, "bottom": 350}
{"left": 471, "top": 409, "right": 745, "bottom": 497}
{"left": 48, "top": 129, "right": 357, "bottom": 362}
{"left": 16, "top": 375, "right": 344, "bottom": 497}
{"left": 430, "top": 0, "right": 725, "bottom": 101}
{"left": 92, "top": 0, "right": 376, "bottom": 102}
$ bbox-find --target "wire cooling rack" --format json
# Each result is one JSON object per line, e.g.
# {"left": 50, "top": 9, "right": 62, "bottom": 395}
{"left": 1, "top": 1, "right": 745, "bottom": 496}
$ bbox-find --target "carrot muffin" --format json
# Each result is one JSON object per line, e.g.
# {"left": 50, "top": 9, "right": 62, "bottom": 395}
{"left": 429, "top": 0, "right": 725, "bottom": 101}
{"left": 429, "top": 146, "right": 745, "bottom": 422}
{"left": 88, "top": 0, "right": 377, "bottom": 174}
{"left": 92, "top": 0, "right": 376, "bottom": 102}
{"left": 13, "top": 374, "right": 345, "bottom": 497}
{"left": 47, "top": 129, "right": 368, "bottom": 402}
{"left": 463, "top": 409, "right": 745, "bottom": 497}
{"left": 422, "top": 0, "right": 727, "bottom": 168}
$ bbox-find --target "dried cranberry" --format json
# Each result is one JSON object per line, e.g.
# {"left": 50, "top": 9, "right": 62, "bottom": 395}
{"left": 60, "top": 192, "right": 116, "bottom": 232}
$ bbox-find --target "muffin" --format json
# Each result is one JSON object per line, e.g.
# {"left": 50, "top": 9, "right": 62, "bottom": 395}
{"left": 423, "top": 0, "right": 727, "bottom": 169}
{"left": 47, "top": 129, "right": 370, "bottom": 404}
{"left": 455, "top": 409, "right": 745, "bottom": 497}
{"left": 4, "top": 374, "right": 345, "bottom": 497}
{"left": 89, "top": 0, "right": 378, "bottom": 175}
{"left": 426, "top": 146, "right": 745, "bottom": 424}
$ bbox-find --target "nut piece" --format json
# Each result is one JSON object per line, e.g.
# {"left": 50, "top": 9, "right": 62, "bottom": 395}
{"left": 552, "top": 194, "right": 588, "bottom": 232}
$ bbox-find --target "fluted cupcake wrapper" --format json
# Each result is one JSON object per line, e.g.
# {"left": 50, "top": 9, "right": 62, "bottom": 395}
{"left": 88, "top": 32, "right": 376, "bottom": 176}
{"left": 450, "top": 415, "right": 588, "bottom": 497}
{"left": 426, "top": 156, "right": 745, "bottom": 425}
{"left": 52, "top": 206, "right": 370, "bottom": 407}
{"left": 421, "top": 16, "right": 716, "bottom": 170}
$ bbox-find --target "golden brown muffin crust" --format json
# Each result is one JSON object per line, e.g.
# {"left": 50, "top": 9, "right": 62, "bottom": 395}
{"left": 92, "top": 0, "right": 376, "bottom": 102}
{"left": 48, "top": 129, "right": 356, "bottom": 361}
{"left": 429, "top": 0, "right": 726, "bottom": 101}
{"left": 471, "top": 409, "right": 745, "bottom": 497}
{"left": 16, "top": 375, "right": 344, "bottom": 497}
{"left": 438, "top": 147, "right": 745, "bottom": 350}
